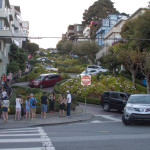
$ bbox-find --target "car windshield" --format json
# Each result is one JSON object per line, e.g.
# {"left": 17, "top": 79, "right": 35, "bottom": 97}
{"left": 128, "top": 95, "right": 150, "bottom": 104}
{"left": 35, "top": 75, "right": 45, "bottom": 81}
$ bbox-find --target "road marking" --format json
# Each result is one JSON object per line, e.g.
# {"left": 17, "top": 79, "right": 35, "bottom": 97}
{"left": 0, "top": 127, "right": 56, "bottom": 150}
{"left": 91, "top": 120, "right": 103, "bottom": 123}
{"left": 94, "top": 115, "right": 121, "bottom": 122}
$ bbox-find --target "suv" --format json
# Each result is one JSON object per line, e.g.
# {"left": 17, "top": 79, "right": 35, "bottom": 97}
{"left": 122, "top": 94, "right": 150, "bottom": 125}
{"left": 87, "top": 65, "right": 109, "bottom": 72}
{"left": 100, "top": 91, "right": 130, "bottom": 112}
{"left": 29, "top": 73, "right": 61, "bottom": 88}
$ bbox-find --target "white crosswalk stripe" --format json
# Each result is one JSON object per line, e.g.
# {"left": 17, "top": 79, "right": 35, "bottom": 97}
{"left": 0, "top": 127, "right": 56, "bottom": 150}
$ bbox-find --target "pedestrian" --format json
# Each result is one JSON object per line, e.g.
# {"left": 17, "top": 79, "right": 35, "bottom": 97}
{"left": 15, "top": 95, "right": 22, "bottom": 121}
{"left": 18, "top": 69, "right": 22, "bottom": 78}
{"left": 41, "top": 92, "right": 48, "bottom": 119}
{"left": 29, "top": 93, "right": 37, "bottom": 121}
{"left": 2, "top": 89, "right": 8, "bottom": 100}
{"left": 58, "top": 94, "right": 66, "bottom": 117}
{"left": 48, "top": 92, "right": 55, "bottom": 113}
{"left": 25, "top": 96, "right": 30, "bottom": 120}
{"left": 66, "top": 90, "right": 71, "bottom": 117}
{"left": 2, "top": 96, "right": 9, "bottom": 122}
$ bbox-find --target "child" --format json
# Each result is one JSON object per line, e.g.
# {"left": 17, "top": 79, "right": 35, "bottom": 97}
{"left": 25, "top": 96, "right": 30, "bottom": 120}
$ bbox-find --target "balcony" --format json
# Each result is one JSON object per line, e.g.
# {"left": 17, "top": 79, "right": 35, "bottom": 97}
{"left": 104, "top": 27, "right": 121, "bottom": 39}
{"left": 0, "top": 29, "right": 13, "bottom": 43}
{"left": 0, "top": 10, "right": 10, "bottom": 27}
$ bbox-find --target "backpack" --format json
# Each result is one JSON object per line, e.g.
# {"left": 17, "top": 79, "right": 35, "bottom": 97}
{"left": 32, "top": 98, "right": 37, "bottom": 106}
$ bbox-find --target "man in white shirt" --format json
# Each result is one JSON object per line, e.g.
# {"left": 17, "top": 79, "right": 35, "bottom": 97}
{"left": 66, "top": 90, "right": 71, "bottom": 117}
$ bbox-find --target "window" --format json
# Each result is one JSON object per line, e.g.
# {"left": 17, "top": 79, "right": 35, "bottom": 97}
{"left": 0, "top": 0, "right": 2, "bottom": 9}
{"left": 77, "top": 26, "right": 83, "bottom": 32}
{"left": 103, "top": 92, "right": 110, "bottom": 98}
{"left": 0, "top": 20, "right": 2, "bottom": 29}
{"left": 111, "top": 93, "right": 119, "bottom": 99}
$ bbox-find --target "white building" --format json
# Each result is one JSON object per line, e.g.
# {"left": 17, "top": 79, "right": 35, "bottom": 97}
{"left": 0, "top": 0, "right": 13, "bottom": 77}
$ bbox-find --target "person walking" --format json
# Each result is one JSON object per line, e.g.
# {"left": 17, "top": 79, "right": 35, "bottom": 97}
{"left": 58, "top": 94, "right": 65, "bottom": 117}
{"left": 40, "top": 92, "right": 48, "bottom": 119}
{"left": 66, "top": 90, "right": 71, "bottom": 117}
{"left": 25, "top": 96, "right": 30, "bottom": 120}
{"left": 15, "top": 95, "right": 22, "bottom": 121}
{"left": 29, "top": 93, "right": 37, "bottom": 121}
{"left": 2, "top": 97, "right": 9, "bottom": 122}
{"left": 48, "top": 92, "right": 55, "bottom": 113}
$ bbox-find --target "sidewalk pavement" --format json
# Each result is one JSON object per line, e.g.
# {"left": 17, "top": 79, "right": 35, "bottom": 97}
{"left": 0, "top": 106, "right": 93, "bottom": 129}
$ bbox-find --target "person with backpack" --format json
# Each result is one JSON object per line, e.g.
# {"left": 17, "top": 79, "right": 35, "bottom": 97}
{"left": 29, "top": 93, "right": 37, "bottom": 121}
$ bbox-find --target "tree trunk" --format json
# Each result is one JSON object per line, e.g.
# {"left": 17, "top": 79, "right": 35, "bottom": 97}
{"left": 131, "top": 71, "right": 136, "bottom": 88}
{"left": 146, "top": 78, "right": 150, "bottom": 94}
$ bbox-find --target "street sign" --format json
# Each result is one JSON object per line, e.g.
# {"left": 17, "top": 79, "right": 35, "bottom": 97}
{"left": 81, "top": 75, "right": 91, "bottom": 85}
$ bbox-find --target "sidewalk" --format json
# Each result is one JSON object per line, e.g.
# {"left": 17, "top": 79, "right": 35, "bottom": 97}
{"left": 0, "top": 106, "right": 93, "bottom": 129}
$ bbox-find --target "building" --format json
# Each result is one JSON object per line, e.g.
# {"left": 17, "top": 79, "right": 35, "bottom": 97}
{"left": 0, "top": 0, "right": 13, "bottom": 77}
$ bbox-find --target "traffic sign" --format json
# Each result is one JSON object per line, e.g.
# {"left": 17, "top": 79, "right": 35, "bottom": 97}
{"left": 81, "top": 75, "right": 91, "bottom": 85}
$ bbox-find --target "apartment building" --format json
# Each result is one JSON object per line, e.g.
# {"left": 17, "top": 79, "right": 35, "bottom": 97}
{"left": 11, "top": 5, "right": 23, "bottom": 47}
{"left": 0, "top": 0, "right": 13, "bottom": 77}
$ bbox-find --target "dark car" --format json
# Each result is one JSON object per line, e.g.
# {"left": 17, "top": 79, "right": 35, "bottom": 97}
{"left": 28, "top": 73, "right": 61, "bottom": 88}
{"left": 100, "top": 91, "right": 130, "bottom": 112}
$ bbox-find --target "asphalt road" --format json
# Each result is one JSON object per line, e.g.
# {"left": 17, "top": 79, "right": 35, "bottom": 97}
{"left": 1, "top": 104, "right": 150, "bottom": 150}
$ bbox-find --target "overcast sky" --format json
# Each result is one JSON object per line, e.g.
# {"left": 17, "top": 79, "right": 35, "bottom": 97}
{"left": 9, "top": 0, "right": 149, "bottom": 49}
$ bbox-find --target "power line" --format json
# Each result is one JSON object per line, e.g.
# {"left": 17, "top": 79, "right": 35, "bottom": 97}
{"left": 0, "top": 35, "right": 150, "bottom": 41}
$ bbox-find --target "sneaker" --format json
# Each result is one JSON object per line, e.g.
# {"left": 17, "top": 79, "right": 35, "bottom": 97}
{"left": 67, "top": 116, "right": 70, "bottom": 118}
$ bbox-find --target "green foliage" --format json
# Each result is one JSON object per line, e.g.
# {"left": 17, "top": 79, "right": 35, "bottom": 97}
{"left": 7, "top": 61, "right": 20, "bottom": 74}
{"left": 27, "top": 43, "right": 39, "bottom": 56}
{"left": 8, "top": 44, "right": 27, "bottom": 73}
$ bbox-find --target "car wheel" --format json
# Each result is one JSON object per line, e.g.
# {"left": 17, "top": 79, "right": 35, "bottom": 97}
{"left": 103, "top": 103, "right": 110, "bottom": 112}
{"left": 39, "top": 84, "right": 43, "bottom": 89}
{"left": 122, "top": 115, "right": 131, "bottom": 125}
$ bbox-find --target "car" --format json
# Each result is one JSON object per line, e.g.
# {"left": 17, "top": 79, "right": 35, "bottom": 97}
{"left": 122, "top": 94, "right": 150, "bottom": 125}
{"left": 87, "top": 65, "right": 109, "bottom": 72}
{"left": 28, "top": 73, "right": 62, "bottom": 88}
{"left": 43, "top": 64, "right": 58, "bottom": 72}
{"left": 77, "top": 69, "right": 99, "bottom": 77}
{"left": 36, "top": 58, "right": 42, "bottom": 61}
{"left": 100, "top": 91, "right": 130, "bottom": 112}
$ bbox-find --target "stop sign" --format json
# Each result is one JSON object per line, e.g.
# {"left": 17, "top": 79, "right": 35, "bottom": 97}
{"left": 81, "top": 75, "right": 91, "bottom": 85}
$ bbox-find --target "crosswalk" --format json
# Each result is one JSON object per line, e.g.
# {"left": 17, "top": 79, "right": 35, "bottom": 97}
{"left": 0, "top": 127, "right": 55, "bottom": 150}
{"left": 69, "top": 115, "right": 121, "bottom": 125}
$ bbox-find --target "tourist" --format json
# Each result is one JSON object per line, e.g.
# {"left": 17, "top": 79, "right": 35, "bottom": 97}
{"left": 66, "top": 90, "right": 71, "bottom": 117}
{"left": 58, "top": 94, "right": 65, "bottom": 117}
{"left": 41, "top": 92, "right": 48, "bottom": 119}
{"left": 48, "top": 92, "right": 55, "bottom": 113}
{"left": 29, "top": 93, "right": 37, "bottom": 121}
{"left": 2, "top": 96, "right": 9, "bottom": 122}
{"left": 15, "top": 95, "right": 22, "bottom": 121}
{"left": 25, "top": 96, "right": 30, "bottom": 120}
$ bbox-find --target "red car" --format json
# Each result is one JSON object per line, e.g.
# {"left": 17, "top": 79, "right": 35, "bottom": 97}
{"left": 29, "top": 73, "right": 62, "bottom": 88}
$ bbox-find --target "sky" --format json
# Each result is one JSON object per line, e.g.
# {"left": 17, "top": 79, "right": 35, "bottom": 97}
{"left": 9, "top": 0, "right": 149, "bottom": 49}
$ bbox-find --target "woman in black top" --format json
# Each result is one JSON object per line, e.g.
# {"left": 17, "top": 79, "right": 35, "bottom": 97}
{"left": 58, "top": 94, "right": 66, "bottom": 117}
{"left": 48, "top": 92, "right": 55, "bottom": 113}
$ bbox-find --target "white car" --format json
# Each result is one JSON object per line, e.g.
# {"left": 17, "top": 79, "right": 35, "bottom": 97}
{"left": 77, "top": 69, "right": 99, "bottom": 77}
{"left": 87, "top": 65, "right": 109, "bottom": 72}
{"left": 43, "top": 64, "right": 58, "bottom": 72}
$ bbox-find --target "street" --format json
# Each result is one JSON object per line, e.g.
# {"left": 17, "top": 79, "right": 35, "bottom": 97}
{"left": 0, "top": 104, "right": 150, "bottom": 150}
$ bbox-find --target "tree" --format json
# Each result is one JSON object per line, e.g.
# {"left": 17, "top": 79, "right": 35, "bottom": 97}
{"left": 8, "top": 44, "right": 27, "bottom": 72}
{"left": 73, "top": 41, "right": 99, "bottom": 63}
{"left": 119, "top": 10, "right": 150, "bottom": 92}
{"left": 82, "top": 0, "right": 118, "bottom": 38}
{"left": 56, "top": 39, "right": 67, "bottom": 52}
{"left": 27, "top": 42, "right": 39, "bottom": 57}
{"left": 98, "top": 47, "right": 120, "bottom": 74}
{"left": 62, "top": 41, "right": 73, "bottom": 54}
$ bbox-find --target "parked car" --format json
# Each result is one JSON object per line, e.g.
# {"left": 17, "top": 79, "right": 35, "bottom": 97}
{"left": 77, "top": 69, "right": 99, "bottom": 77}
{"left": 87, "top": 65, "right": 109, "bottom": 72}
{"left": 28, "top": 73, "right": 61, "bottom": 88}
{"left": 100, "top": 91, "right": 130, "bottom": 112}
{"left": 43, "top": 64, "right": 58, "bottom": 72}
{"left": 122, "top": 94, "right": 150, "bottom": 125}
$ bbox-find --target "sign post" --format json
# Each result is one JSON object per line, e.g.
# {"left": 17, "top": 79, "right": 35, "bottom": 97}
{"left": 81, "top": 75, "right": 91, "bottom": 114}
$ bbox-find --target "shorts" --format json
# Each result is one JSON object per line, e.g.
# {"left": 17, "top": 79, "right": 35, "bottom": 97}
{"left": 59, "top": 104, "right": 65, "bottom": 110}
{"left": 2, "top": 107, "right": 8, "bottom": 112}
{"left": 16, "top": 108, "right": 21, "bottom": 112}
{"left": 30, "top": 107, "right": 36, "bottom": 113}
{"left": 41, "top": 104, "right": 47, "bottom": 112}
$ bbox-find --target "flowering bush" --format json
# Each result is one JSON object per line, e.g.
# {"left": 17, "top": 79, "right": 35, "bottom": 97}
{"left": 60, "top": 75, "right": 141, "bottom": 98}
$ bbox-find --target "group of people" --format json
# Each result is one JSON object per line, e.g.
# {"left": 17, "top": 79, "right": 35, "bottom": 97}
{"left": 0, "top": 90, "right": 72, "bottom": 122}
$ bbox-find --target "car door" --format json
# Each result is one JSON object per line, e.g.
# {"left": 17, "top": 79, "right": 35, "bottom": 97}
{"left": 42, "top": 76, "right": 49, "bottom": 87}
{"left": 110, "top": 92, "right": 120, "bottom": 109}
{"left": 119, "top": 93, "right": 128, "bottom": 109}
{"left": 101, "top": 92, "right": 110, "bottom": 105}
{"left": 48, "top": 75, "right": 55, "bottom": 86}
